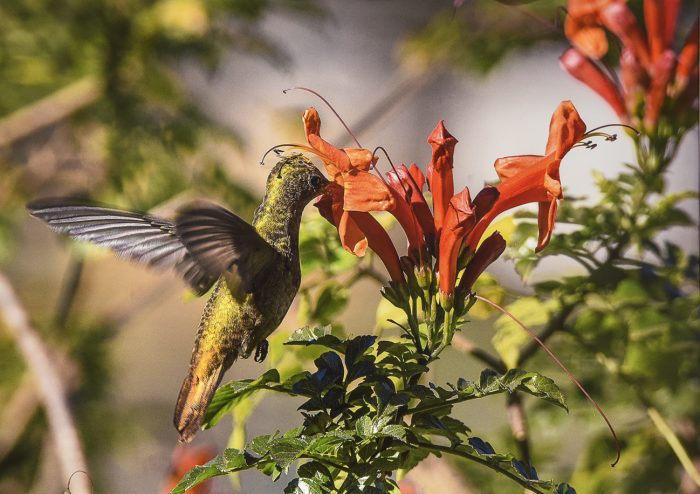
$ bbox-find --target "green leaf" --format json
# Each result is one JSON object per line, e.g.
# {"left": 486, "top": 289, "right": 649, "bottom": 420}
{"left": 518, "top": 373, "right": 568, "bottom": 411}
{"left": 203, "top": 369, "right": 281, "bottom": 428}
{"left": 169, "top": 448, "right": 258, "bottom": 494}
{"left": 270, "top": 437, "right": 309, "bottom": 469}
{"left": 285, "top": 326, "right": 347, "bottom": 353}
{"left": 356, "top": 416, "right": 373, "bottom": 438}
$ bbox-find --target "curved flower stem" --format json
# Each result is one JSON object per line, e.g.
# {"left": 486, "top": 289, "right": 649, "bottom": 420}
{"left": 0, "top": 273, "right": 92, "bottom": 494}
{"left": 415, "top": 442, "right": 546, "bottom": 494}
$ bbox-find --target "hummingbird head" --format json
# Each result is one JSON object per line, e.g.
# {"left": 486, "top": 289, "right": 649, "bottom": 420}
{"left": 265, "top": 154, "right": 330, "bottom": 208}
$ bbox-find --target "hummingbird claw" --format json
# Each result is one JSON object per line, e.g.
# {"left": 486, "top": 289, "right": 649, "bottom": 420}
{"left": 254, "top": 340, "right": 269, "bottom": 362}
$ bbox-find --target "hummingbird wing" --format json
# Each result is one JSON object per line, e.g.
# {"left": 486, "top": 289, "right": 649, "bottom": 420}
{"left": 27, "top": 200, "right": 217, "bottom": 295}
{"left": 175, "top": 202, "right": 277, "bottom": 300}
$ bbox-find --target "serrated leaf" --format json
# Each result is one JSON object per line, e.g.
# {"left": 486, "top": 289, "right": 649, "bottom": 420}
{"left": 204, "top": 369, "right": 281, "bottom": 428}
{"left": 356, "top": 416, "right": 373, "bottom": 438}
{"left": 519, "top": 374, "right": 568, "bottom": 411}
{"left": 270, "top": 437, "right": 309, "bottom": 469}
{"left": 379, "top": 424, "right": 407, "bottom": 441}
{"left": 169, "top": 449, "right": 258, "bottom": 494}
{"left": 286, "top": 326, "right": 347, "bottom": 352}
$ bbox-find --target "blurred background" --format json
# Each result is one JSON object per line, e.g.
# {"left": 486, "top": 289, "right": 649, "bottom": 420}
{"left": 0, "top": 1, "right": 698, "bottom": 493}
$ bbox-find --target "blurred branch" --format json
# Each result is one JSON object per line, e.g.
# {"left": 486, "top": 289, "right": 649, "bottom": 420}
{"left": 516, "top": 304, "right": 575, "bottom": 366}
{"left": 647, "top": 407, "right": 700, "bottom": 487}
{"left": 0, "top": 373, "right": 39, "bottom": 462}
{"left": 335, "top": 71, "right": 438, "bottom": 147}
{"left": 452, "top": 333, "right": 506, "bottom": 373}
{"left": 506, "top": 393, "right": 535, "bottom": 494}
{"left": 0, "top": 273, "right": 92, "bottom": 494}
{"left": 0, "top": 77, "right": 101, "bottom": 148}
{"left": 28, "top": 437, "right": 61, "bottom": 494}
{"left": 404, "top": 454, "right": 476, "bottom": 494}
{"left": 54, "top": 255, "right": 85, "bottom": 331}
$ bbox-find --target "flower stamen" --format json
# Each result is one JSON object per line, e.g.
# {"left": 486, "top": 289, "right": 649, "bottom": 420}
{"left": 283, "top": 86, "right": 362, "bottom": 148}
{"left": 259, "top": 143, "right": 321, "bottom": 165}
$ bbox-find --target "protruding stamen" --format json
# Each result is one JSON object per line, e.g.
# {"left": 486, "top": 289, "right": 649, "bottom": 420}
{"left": 371, "top": 146, "right": 398, "bottom": 188}
{"left": 259, "top": 143, "right": 319, "bottom": 165}
{"left": 474, "top": 294, "right": 621, "bottom": 467}
{"left": 283, "top": 86, "right": 362, "bottom": 148}
{"left": 585, "top": 123, "right": 640, "bottom": 136}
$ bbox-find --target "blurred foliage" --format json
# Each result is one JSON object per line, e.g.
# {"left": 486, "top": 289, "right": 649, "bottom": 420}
{"left": 401, "top": 0, "right": 564, "bottom": 75}
{"left": 0, "top": 0, "right": 319, "bottom": 492}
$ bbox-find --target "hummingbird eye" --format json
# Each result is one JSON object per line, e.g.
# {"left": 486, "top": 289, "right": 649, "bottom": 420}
{"left": 309, "top": 175, "right": 323, "bottom": 188}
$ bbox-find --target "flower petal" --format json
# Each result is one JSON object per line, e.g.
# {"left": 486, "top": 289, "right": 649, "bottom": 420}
{"left": 307, "top": 134, "right": 350, "bottom": 182}
{"left": 316, "top": 183, "right": 370, "bottom": 256}
{"left": 427, "top": 120, "right": 458, "bottom": 235}
{"left": 345, "top": 148, "right": 376, "bottom": 171}
{"left": 303, "top": 107, "right": 321, "bottom": 139}
{"left": 494, "top": 155, "right": 543, "bottom": 181}
{"left": 560, "top": 49, "right": 628, "bottom": 120}
{"left": 600, "top": 2, "right": 652, "bottom": 69}
{"left": 471, "top": 186, "right": 499, "bottom": 221}
{"left": 644, "top": 0, "right": 667, "bottom": 61}
{"left": 662, "top": 0, "right": 682, "bottom": 48}
{"left": 620, "top": 48, "right": 647, "bottom": 109}
{"left": 339, "top": 211, "right": 369, "bottom": 256}
{"left": 675, "top": 20, "right": 699, "bottom": 92}
{"left": 349, "top": 211, "right": 404, "bottom": 283}
{"left": 438, "top": 188, "right": 477, "bottom": 295}
{"left": 565, "top": 13, "right": 610, "bottom": 59}
{"left": 343, "top": 171, "right": 395, "bottom": 212}
{"left": 644, "top": 49, "right": 676, "bottom": 129}
{"left": 408, "top": 163, "right": 426, "bottom": 191}
{"left": 536, "top": 198, "right": 558, "bottom": 252}
{"left": 458, "top": 231, "right": 506, "bottom": 293}
{"left": 545, "top": 100, "right": 587, "bottom": 159}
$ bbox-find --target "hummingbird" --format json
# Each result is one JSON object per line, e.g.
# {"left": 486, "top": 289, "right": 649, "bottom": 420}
{"left": 27, "top": 154, "right": 329, "bottom": 442}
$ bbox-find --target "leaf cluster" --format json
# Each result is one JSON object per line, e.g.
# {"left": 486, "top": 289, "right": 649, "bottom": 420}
{"left": 173, "top": 327, "right": 575, "bottom": 493}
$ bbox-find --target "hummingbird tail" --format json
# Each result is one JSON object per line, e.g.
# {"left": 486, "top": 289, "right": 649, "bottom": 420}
{"left": 173, "top": 350, "right": 236, "bottom": 443}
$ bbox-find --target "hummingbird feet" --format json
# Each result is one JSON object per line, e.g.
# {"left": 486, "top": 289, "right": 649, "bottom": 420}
{"left": 254, "top": 340, "right": 269, "bottom": 362}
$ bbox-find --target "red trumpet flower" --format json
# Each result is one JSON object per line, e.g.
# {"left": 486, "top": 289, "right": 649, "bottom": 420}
{"left": 466, "top": 101, "right": 587, "bottom": 253}
{"left": 301, "top": 101, "right": 588, "bottom": 301}
{"left": 560, "top": 0, "right": 698, "bottom": 130}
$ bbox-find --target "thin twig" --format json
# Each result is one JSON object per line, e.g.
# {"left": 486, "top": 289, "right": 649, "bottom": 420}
{"left": 0, "top": 272, "right": 92, "bottom": 494}
{"left": 0, "top": 77, "right": 101, "bottom": 148}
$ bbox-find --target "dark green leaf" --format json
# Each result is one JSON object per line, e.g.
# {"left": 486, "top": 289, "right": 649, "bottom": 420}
{"left": 203, "top": 369, "right": 281, "bottom": 428}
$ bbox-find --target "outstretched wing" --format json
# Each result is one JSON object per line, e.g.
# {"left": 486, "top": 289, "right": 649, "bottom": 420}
{"left": 27, "top": 200, "right": 217, "bottom": 295}
{"left": 175, "top": 202, "right": 277, "bottom": 299}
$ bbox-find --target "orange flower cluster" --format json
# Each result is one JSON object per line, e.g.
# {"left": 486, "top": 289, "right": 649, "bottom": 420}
{"left": 560, "top": 0, "right": 698, "bottom": 130}
{"left": 305, "top": 101, "right": 587, "bottom": 306}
